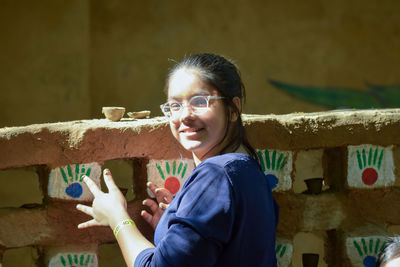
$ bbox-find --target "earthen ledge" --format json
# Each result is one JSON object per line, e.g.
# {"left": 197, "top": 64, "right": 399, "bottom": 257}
{"left": 1, "top": 109, "right": 400, "bottom": 168}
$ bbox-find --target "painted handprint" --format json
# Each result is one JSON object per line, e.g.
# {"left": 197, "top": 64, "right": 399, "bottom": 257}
{"left": 48, "top": 162, "right": 101, "bottom": 200}
{"left": 347, "top": 236, "right": 386, "bottom": 267}
{"left": 49, "top": 253, "right": 97, "bottom": 267}
{"left": 147, "top": 159, "right": 195, "bottom": 196}
{"left": 347, "top": 145, "right": 394, "bottom": 188}
{"left": 256, "top": 149, "right": 293, "bottom": 191}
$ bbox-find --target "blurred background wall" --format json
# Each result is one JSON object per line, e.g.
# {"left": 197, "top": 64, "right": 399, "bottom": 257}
{"left": 0, "top": 0, "right": 399, "bottom": 127}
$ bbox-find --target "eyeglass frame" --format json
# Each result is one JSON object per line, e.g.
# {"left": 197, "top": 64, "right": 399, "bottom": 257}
{"left": 160, "top": 95, "right": 225, "bottom": 118}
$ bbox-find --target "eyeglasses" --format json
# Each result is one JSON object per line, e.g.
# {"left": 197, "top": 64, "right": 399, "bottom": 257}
{"left": 160, "top": 95, "right": 225, "bottom": 119}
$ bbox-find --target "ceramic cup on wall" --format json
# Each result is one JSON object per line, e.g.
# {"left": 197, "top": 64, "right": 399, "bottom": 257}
{"left": 304, "top": 178, "right": 324, "bottom": 194}
{"left": 102, "top": 107, "right": 125, "bottom": 121}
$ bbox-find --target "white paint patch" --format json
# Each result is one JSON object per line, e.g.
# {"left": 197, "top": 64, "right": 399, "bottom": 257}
{"left": 147, "top": 159, "right": 195, "bottom": 196}
{"left": 48, "top": 162, "right": 101, "bottom": 200}
{"left": 256, "top": 149, "right": 293, "bottom": 192}
{"left": 276, "top": 238, "right": 293, "bottom": 267}
{"left": 347, "top": 145, "right": 394, "bottom": 188}
{"left": 49, "top": 252, "right": 98, "bottom": 267}
{"left": 346, "top": 236, "right": 387, "bottom": 267}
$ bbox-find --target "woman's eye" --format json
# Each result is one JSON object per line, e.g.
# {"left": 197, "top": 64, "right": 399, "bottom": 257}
{"left": 169, "top": 102, "right": 181, "bottom": 111}
{"left": 191, "top": 97, "right": 207, "bottom": 108}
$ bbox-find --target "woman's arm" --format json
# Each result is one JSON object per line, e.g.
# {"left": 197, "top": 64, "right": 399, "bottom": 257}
{"left": 137, "top": 163, "right": 235, "bottom": 266}
{"left": 76, "top": 169, "right": 155, "bottom": 267}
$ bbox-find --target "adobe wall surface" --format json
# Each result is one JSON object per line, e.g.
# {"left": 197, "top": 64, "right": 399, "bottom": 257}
{"left": 1, "top": 0, "right": 400, "bottom": 127}
{"left": 1, "top": 109, "right": 400, "bottom": 266}
{"left": 0, "top": 0, "right": 91, "bottom": 127}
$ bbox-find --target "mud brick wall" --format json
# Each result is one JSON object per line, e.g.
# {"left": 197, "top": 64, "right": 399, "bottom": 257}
{"left": 1, "top": 109, "right": 400, "bottom": 266}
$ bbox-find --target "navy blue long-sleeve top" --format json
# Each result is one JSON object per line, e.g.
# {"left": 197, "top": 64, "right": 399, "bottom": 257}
{"left": 135, "top": 153, "right": 278, "bottom": 267}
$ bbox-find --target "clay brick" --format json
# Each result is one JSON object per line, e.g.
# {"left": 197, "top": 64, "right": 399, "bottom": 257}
{"left": 302, "top": 193, "right": 346, "bottom": 231}
{"left": 0, "top": 208, "right": 51, "bottom": 247}
{"left": 347, "top": 189, "right": 400, "bottom": 225}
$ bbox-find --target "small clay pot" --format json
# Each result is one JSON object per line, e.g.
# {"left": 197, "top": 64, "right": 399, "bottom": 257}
{"left": 127, "top": 110, "right": 151, "bottom": 119}
{"left": 302, "top": 253, "right": 319, "bottom": 267}
{"left": 102, "top": 107, "right": 125, "bottom": 121}
{"left": 304, "top": 178, "right": 324, "bottom": 194}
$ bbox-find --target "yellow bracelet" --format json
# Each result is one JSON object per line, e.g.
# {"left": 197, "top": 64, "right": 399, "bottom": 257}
{"left": 113, "top": 219, "right": 135, "bottom": 238}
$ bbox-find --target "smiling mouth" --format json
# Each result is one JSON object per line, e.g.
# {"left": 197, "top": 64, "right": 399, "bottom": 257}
{"left": 179, "top": 128, "right": 203, "bottom": 135}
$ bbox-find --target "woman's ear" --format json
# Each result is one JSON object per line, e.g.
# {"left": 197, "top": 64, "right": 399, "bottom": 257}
{"left": 230, "top": 97, "right": 241, "bottom": 122}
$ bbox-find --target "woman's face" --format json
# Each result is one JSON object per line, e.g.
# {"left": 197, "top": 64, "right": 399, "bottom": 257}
{"left": 385, "top": 257, "right": 400, "bottom": 267}
{"left": 167, "top": 68, "right": 227, "bottom": 162}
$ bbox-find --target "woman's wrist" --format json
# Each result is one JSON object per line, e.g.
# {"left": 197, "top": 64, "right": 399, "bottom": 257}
{"left": 109, "top": 208, "right": 131, "bottom": 230}
{"left": 113, "top": 219, "right": 136, "bottom": 238}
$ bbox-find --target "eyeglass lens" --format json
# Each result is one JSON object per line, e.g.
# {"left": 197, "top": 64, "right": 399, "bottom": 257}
{"left": 162, "top": 96, "right": 210, "bottom": 117}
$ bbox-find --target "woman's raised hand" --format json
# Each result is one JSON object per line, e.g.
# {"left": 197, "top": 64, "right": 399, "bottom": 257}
{"left": 76, "top": 169, "right": 127, "bottom": 229}
{"left": 141, "top": 182, "right": 173, "bottom": 229}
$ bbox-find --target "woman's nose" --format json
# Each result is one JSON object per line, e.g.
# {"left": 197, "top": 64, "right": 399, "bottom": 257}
{"left": 179, "top": 104, "right": 195, "bottom": 120}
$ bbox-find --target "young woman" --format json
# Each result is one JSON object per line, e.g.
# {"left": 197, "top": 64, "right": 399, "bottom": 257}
{"left": 76, "top": 53, "right": 278, "bottom": 266}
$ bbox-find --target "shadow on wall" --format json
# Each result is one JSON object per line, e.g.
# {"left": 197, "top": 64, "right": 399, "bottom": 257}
{"left": 269, "top": 79, "right": 400, "bottom": 109}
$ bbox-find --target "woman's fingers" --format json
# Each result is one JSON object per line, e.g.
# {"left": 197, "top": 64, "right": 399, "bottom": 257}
{"left": 77, "top": 218, "right": 102, "bottom": 229}
{"left": 147, "top": 182, "right": 173, "bottom": 204}
{"left": 103, "top": 169, "right": 119, "bottom": 192}
{"left": 159, "top": 202, "right": 169, "bottom": 210}
{"left": 143, "top": 199, "right": 159, "bottom": 214}
{"left": 76, "top": 204, "right": 94, "bottom": 217}
{"left": 82, "top": 175, "right": 102, "bottom": 197}
{"left": 140, "top": 210, "right": 153, "bottom": 225}
{"left": 155, "top": 188, "right": 173, "bottom": 203}
{"left": 142, "top": 197, "right": 167, "bottom": 229}
{"left": 147, "top": 182, "right": 158, "bottom": 196}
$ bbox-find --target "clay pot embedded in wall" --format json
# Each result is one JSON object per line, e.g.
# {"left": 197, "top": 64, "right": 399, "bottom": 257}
{"left": 304, "top": 178, "right": 324, "bottom": 194}
{"left": 102, "top": 107, "right": 125, "bottom": 121}
{"left": 302, "top": 253, "right": 319, "bottom": 267}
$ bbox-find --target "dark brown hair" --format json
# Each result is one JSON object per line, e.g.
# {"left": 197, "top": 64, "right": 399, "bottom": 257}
{"left": 165, "top": 53, "right": 257, "bottom": 159}
{"left": 377, "top": 236, "right": 400, "bottom": 267}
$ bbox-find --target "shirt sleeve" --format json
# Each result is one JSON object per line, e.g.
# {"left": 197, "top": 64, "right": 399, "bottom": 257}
{"left": 135, "top": 162, "right": 235, "bottom": 267}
